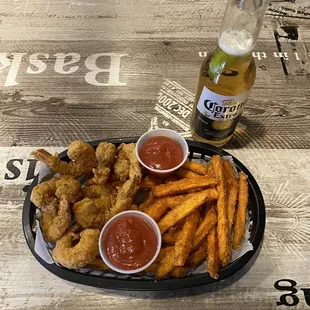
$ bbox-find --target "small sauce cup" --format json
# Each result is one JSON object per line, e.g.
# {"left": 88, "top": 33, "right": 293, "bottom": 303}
{"left": 99, "top": 211, "right": 162, "bottom": 274}
{"left": 136, "top": 128, "right": 189, "bottom": 177}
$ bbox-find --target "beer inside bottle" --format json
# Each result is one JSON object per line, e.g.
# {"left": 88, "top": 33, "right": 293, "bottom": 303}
{"left": 191, "top": 0, "right": 268, "bottom": 147}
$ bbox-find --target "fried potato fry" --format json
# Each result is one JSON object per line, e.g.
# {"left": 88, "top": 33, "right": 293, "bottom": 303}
{"left": 160, "top": 190, "right": 218, "bottom": 211}
{"left": 129, "top": 204, "right": 139, "bottom": 211}
{"left": 143, "top": 246, "right": 171, "bottom": 274}
{"left": 174, "top": 209, "right": 200, "bottom": 266}
{"left": 175, "top": 168, "right": 200, "bottom": 179}
{"left": 145, "top": 262, "right": 158, "bottom": 273}
{"left": 85, "top": 258, "right": 110, "bottom": 270}
{"left": 139, "top": 176, "right": 163, "bottom": 189}
{"left": 155, "top": 248, "right": 175, "bottom": 279}
{"left": 192, "top": 206, "right": 217, "bottom": 250}
{"left": 211, "top": 155, "right": 231, "bottom": 267}
{"left": 182, "top": 161, "right": 209, "bottom": 175}
{"left": 144, "top": 194, "right": 190, "bottom": 221}
{"left": 175, "top": 218, "right": 187, "bottom": 229}
{"left": 158, "top": 189, "right": 215, "bottom": 233}
{"left": 187, "top": 237, "right": 209, "bottom": 268}
{"left": 223, "top": 160, "right": 238, "bottom": 232}
{"left": 144, "top": 199, "right": 170, "bottom": 221}
{"left": 164, "top": 194, "right": 188, "bottom": 208}
{"left": 169, "top": 266, "right": 189, "bottom": 278}
{"left": 164, "top": 176, "right": 179, "bottom": 183}
{"left": 232, "top": 172, "right": 249, "bottom": 250}
{"left": 198, "top": 214, "right": 204, "bottom": 228}
{"left": 139, "top": 191, "right": 154, "bottom": 210}
{"left": 156, "top": 246, "right": 174, "bottom": 261}
{"left": 206, "top": 226, "right": 219, "bottom": 279}
{"left": 162, "top": 227, "right": 181, "bottom": 244}
{"left": 152, "top": 176, "right": 217, "bottom": 198}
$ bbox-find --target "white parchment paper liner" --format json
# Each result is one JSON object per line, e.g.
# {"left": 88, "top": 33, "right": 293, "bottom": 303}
{"left": 34, "top": 162, "right": 56, "bottom": 264}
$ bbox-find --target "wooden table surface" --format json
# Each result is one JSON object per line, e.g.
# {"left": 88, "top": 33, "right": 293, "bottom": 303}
{"left": 1, "top": 0, "right": 310, "bottom": 309}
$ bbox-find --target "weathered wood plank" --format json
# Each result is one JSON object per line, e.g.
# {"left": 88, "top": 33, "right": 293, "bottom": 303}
{"left": 0, "top": 37, "right": 309, "bottom": 148}
{"left": 267, "top": 0, "right": 310, "bottom": 21}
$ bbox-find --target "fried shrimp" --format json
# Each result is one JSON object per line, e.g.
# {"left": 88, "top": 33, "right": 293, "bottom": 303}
{"left": 30, "top": 176, "right": 81, "bottom": 211}
{"left": 108, "top": 143, "right": 142, "bottom": 218}
{"left": 113, "top": 143, "right": 141, "bottom": 182}
{"left": 40, "top": 197, "right": 71, "bottom": 242}
{"left": 73, "top": 192, "right": 115, "bottom": 229}
{"left": 108, "top": 176, "right": 139, "bottom": 218}
{"left": 88, "top": 142, "right": 116, "bottom": 186}
{"left": 83, "top": 184, "right": 113, "bottom": 199}
{"left": 95, "top": 142, "right": 116, "bottom": 167}
{"left": 113, "top": 144, "right": 131, "bottom": 181}
{"left": 126, "top": 143, "right": 142, "bottom": 180}
{"left": 32, "top": 141, "right": 97, "bottom": 178}
{"left": 52, "top": 229, "right": 100, "bottom": 269}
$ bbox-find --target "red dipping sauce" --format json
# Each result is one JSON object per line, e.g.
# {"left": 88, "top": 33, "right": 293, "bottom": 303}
{"left": 139, "top": 136, "right": 183, "bottom": 170}
{"left": 103, "top": 216, "right": 158, "bottom": 270}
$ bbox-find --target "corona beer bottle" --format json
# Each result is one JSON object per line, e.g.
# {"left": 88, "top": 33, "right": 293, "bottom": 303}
{"left": 191, "top": 0, "right": 268, "bottom": 146}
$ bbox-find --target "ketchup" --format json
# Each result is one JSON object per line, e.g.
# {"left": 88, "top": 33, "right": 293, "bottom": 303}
{"left": 103, "top": 216, "right": 157, "bottom": 270}
{"left": 139, "top": 136, "right": 183, "bottom": 170}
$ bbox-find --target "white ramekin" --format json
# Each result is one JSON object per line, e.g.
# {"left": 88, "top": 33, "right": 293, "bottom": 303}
{"left": 99, "top": 210, "right": 162, "bottom": 274}
{"left": 135, "top": 128, "right": 189, "bottom": 177}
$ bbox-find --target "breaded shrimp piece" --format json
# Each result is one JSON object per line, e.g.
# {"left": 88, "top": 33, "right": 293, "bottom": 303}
{"left": 52, "top": 229, "right": 100, "bottom": 269}
{"left": 40, "top": 197, "right": 72, "bottom": 242}
{"left": 30, "top": 176, "right": 81, "bottom": 211}
{"left": 108, "top": 144, "right": 142, "bottom": 218}
{"left": 32, "top": 141, "right": 96, "bottom": 178}
{"left": 73, "top": 193, "right": 115, "bottom": 229}
{"left": 83, "top": 184, "right": 115, "bottom": 199}
{"left": 113, "top": 143, "right": 132, "bottom": 181}
{"left": 108, "top": 176, "right": 139, "bottom": 219}
{"left": 95, "top": 142, "right": 116, "bottom": 167}
{"left": 88, "top": 142, "right": 116, "bottom": 186}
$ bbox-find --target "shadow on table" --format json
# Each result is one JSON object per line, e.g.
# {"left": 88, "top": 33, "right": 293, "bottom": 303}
{"left": 225, "top": 116, "right": 267, "bottom": 149}
{"left": 82, "top": 237, "right": 267, "bottom": 299}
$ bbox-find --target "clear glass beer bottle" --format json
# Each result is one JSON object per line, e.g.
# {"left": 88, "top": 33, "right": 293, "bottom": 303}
{"left": 190, "top": 0, "right": 268, "bottom": 146}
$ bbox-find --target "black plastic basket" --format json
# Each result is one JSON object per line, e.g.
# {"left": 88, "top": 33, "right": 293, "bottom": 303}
{"left": 22, "top": 138, "right": 265, "bottom": 291}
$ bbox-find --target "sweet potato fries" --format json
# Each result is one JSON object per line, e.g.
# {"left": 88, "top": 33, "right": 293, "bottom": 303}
{"left": 143, "top": 156, "right": 249, "bottom": 280}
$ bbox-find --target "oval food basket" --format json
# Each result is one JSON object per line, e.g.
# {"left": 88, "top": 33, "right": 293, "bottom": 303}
{"left": 22, "top": 138, "right": 265, "bottom": 291}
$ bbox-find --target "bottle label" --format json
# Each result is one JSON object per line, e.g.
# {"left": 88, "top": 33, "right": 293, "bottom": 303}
{"left": 193, "top": 86, "right": 249, "bottom": 141}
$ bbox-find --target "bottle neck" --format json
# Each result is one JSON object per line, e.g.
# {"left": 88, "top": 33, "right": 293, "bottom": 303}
{"left": 218, "top": 28, "right": 255, "bottom": 57}
{"left": 219, "top": 0, "right": 268, "bottom": 56}
{"left": 207, "top": 46, "right": 253, "bottom": 83}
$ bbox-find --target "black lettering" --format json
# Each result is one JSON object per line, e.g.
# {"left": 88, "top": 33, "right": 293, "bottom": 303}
{"left": 301, "top": 288, "right": 310, "bottom": 306}
{"left": 214, "top": 111, "right": 223, "bottom": 119}
{"left": 236, "top": 101, "right": 245, "bottom": 111}
{"left": 26, "top": 159, "right": 38, "bottom": 181}
{"left": 4, "top": 159, "right": 23, "bottom": 180}
{"left": 274, "top": 279, "right": 299, "bottom": 306}
{"left": 215, "top": 105, "right": 223, "bottom": 113}
{"left": 204, "top": 100, "right": 217, "bottom": 112}
{"left": 229, "top": 106, "right": 237, "bottom": 112}
{"left": 224, "top": 114, "right": 234, "bottom": 119}
{"left": 222, "top": 106, "right": 229, "bottom": 113}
